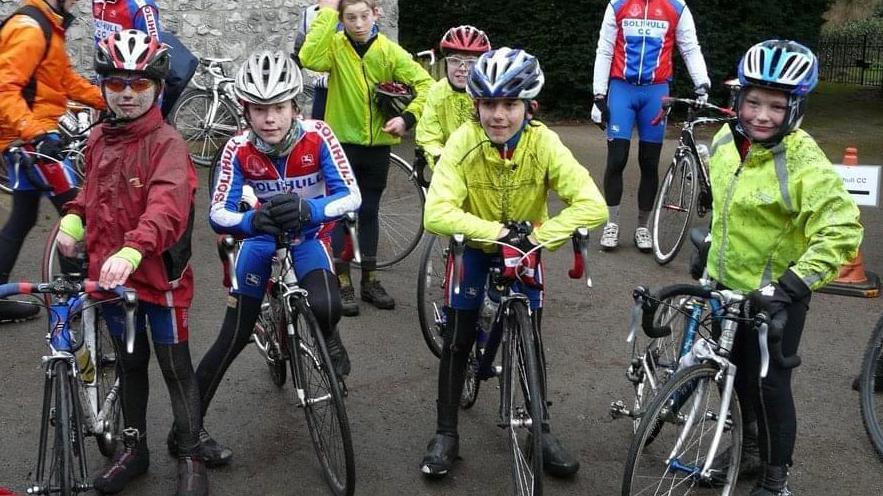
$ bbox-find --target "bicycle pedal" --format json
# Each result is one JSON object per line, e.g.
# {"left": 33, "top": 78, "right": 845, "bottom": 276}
{"left": 609, "top": 400, "right": 633, "bottom": 419}
{"left": 339, "top": 379, "right": 349, "bottom": 398}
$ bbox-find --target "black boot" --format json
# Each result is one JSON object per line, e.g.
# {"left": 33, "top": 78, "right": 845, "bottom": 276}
{"left": 167, "top": 427, "right": 232, "bottom": 467}
{"left": 324, "top": 328, "right": 351, "bottom": 378}
{"left": 94, "top": 428, "right": 149, "bottom": 494}
{"left": 749, "top": 465, "right": 793, "bottom": 496}
{"left": 420, "top": 433, "right": 459, "bottom": 478}
{"left": 708, "top": 421, "right": 762, "bottom": 485}
{"left": 541, "top": 431, "right": 580, "bottom": 477}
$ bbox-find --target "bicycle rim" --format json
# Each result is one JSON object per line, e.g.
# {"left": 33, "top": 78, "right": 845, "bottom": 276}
{"left": 416, "top": 235, "right": 445, "bottom": 358}
{"left": 289, "top": 298, "right": 355, "bottom": 496}
{"left": 254, "top": 294, "right": 288, "bottom": 388}
{"left": 623, "top": 363, "right": 741, "bottom": 496}
{"left": 170, "top": 90, "right": 241, "bottom": 167}
{"left": 860, "top": 313, "right": 883, "bottom": 460}
{"left": 652, "top": 153, "right": 698, "bottom": 265}
{"left": 504, "top": 301, "right": 544, "bottom": 496}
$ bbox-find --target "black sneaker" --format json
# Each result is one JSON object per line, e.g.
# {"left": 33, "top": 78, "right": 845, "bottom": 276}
{"left": 167, "top": 427, "right": 232, "bottom": 467}
{"left": 324, "top": 331, "right": 351, "bottom": 378}
{"left": 0, "top": 298, "right": 40, "bottom": 324}
{"left": 750, "top": 485, "right": 794, "bottom": 496}
{"left": 420, "top": 433, "right": 459, "bottom": 478}
{"left": 176, "top": 456, "right": 209, "bottom": 496}
{"left": 94, "top": 428, "right": 149, "bottom": 494}
{"left": 541, "top": 433, "right": 580, "bottom": 477}
{"left": 340, "top": 285, "right": 359, "bottom": 317}
{"left": 361, "top": 280, "right": 395, "bottom": 309}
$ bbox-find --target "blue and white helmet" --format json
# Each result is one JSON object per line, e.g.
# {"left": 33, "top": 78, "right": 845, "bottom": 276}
{"left": 466, "top": 47, "right": 544, "bottom": 100}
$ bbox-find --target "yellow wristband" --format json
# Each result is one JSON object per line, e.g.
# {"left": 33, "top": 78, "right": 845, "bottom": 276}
{"left": 114, "top": 247, "right": 143, "bottom": 270}
{"left": 58, "top": 214, "right": 85, "bottom": 241}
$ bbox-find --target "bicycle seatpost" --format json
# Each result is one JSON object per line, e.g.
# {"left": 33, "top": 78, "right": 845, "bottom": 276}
{"left": 450, "top": 234, "right": 466, "bottom": 295}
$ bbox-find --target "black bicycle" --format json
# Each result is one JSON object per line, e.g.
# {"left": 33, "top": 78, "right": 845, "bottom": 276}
{"left": 860, "top": 312, "right": 883, "bottom": 461}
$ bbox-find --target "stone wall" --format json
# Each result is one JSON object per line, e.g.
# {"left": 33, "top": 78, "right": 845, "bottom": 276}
{"left": 0, "top": 0, "right": 399, "bottom": 71}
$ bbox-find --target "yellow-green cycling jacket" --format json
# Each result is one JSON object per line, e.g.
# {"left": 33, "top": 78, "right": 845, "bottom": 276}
{"left": 298, "top": 7, "right": 433, "bottom": 146}
{"left": 707, "top": 124, "right": 862, "bottom": 292}
{"left": 424, "top": 120, "right": 608, "bottom": 251}
{"left": 415, "top": 78, "right": 474, "bottom": 170}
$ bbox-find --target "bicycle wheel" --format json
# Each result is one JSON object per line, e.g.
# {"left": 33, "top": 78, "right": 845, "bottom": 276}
{"left": 623, "top": 363, "right": 742, "bottom": 496}
{"left": 254, "top": 294, "right": 288, "bottom": 387}
{"left": 860, "top": 313, "right": 883, "bottom": 460}
{"left": 460, "top": 349, "right": 480, "bottom": 409}
{"left": 503, "top": 301, "right": 544, "bottom": 496}
{"left": 366, "top": 153, "right": 425, "bottom": 268}
{"left": 652, "top": 151, "right": 698, "bottom": 265}
{"left": 416, "top": 235, "right": 446, "bottom": 358}
{"left": 92, "top": 305, "right": 122, "bottom": 458}
{"left": 170, "top": 89, "right": 242, "bottom": 167}
{"left": 288, "top": 297, "right": 356, "bottom": 496}
{"left": 41, "top": 360, "right": 80, "bottom": 496}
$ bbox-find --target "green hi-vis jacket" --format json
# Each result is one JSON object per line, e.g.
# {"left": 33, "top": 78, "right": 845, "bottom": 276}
{"left": 298, "top": 7, "right": 433, "bottom": 146}
{"left": 707, "top": 125, "right": 863, "bottom": 292}
{"left": 424, "top": 121, "right": 608, "bottom": 252}
{"left": 415, "top": 78, "right": 474, "bottom": 170}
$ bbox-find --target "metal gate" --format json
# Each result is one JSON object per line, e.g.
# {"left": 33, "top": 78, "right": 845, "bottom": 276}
{"left": 818, "top": 33, "right": 883, "bottom": 86}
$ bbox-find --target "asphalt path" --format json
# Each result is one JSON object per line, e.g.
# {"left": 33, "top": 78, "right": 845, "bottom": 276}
{"left": 1, "top": 125, "right": 882, "bottom": 495}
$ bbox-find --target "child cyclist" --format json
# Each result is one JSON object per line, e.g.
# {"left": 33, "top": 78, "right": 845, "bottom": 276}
{"left": 414, "top": 25, "right": 490, "bottom": 178}
{"left": 299, "top": 0, "right": 433, "bottom": 315}
{"left": 188, "top": 50, "right": 361, "bottom": 465}
{"left": 55, "top": 30, "right": 206, "bottom": 495}
{"left": 692, "top": 40, "right": 862, "bottom": 495}
{"left": 420, "top": 47, "right": 609, "bottom": 478}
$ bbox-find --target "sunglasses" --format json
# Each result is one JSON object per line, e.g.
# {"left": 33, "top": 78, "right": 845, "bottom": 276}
{"left": 103, "top": 77, "right": 155, "bottom": 93}
{"left": 445, "top": 56, "right": 479, "bottom": 69}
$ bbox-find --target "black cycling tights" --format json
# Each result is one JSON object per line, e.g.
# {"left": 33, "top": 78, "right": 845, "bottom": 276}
{"left": 196, "top": 269, "right": 341, "bottom": 416}
{"left": 732, "top": 295, "right": 809, "bottom": 467}
{"left": 602, "top": 139, "right": 662, "bottom": 212}
{"left": 330, "top": 144, "right": 391, "bottom": 263}
{"left": 113, "top": 333, "right": 203, "bottom": 451}
{"left": 0, "top": 188, "right": 78, "bottom": 283}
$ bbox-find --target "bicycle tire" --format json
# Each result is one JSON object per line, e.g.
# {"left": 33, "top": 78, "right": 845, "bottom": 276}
{"left": 289, "top": 297, "right": 356, "bottom": 496}
{"left": 622, "top": 363, "right": 742, "bottom": 496}
{"left": 504, "top": 301, "right": 544, "bottom": 496}
{"left": 416, "top": 235, "right": 445, "bottom": 358}
{"left": 354, "top": 153, "right": 424, "bottom": 269}
{"left": 93, "top": 306, "right": 122, "bottom": 458}
{"left": 170, "top": 89, "right": 242, "bottom": 167}
{"left": 52, "top": 360, "right": 76, "bottom": 496}
{"left": 652, "top": 151, "right": 698, "bottom": 265}
{"left": 460, "top": 349, "right": 480, "bottom": 409}
{"left": 860, "top": 313, "right": 883, "bottom": 461}
{"left": 254, "top": 295, "right": 288, "bottom": 388}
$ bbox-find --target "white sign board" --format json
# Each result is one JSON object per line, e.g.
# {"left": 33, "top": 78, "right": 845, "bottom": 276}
{"left": 833, "top": 164, "right": 881, "bottom": 207}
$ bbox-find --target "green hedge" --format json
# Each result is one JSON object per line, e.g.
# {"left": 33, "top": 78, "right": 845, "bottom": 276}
{"left": 399, "top": 0, "right": 832, "bottom": 118}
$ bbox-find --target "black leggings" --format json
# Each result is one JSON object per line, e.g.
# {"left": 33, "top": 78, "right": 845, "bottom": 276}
{"left": 732, "top": 295, "right": 810, "bottom": 467}
{"left": 195, "top": 269, "right": 341, "bottom": 416}
{"left": 0, "top": 188, "right": 78, "bottom": 282}
{"left": 602, "top": 139, "right": 662, "bottom": 211}
{"left": 331, "top": 144, "right": 390, "bottom": 263}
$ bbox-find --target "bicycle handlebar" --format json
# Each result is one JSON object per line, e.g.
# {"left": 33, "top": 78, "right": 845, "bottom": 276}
{"left": 649, "top": 97, "right": 737, "bottom": 126}
{"left": 755, "top": 310, "right": 801, "bottom": 376}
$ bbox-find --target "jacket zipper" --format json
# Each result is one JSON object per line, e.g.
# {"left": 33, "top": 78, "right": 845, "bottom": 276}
{"left": 718, "top": 160, "right": 745, "bottom": 282}
{"left": 361, "top": 62, "right": 374, "bottom": 146}
{"left": 638, "top": 0, "right": 649, "bottom": 85}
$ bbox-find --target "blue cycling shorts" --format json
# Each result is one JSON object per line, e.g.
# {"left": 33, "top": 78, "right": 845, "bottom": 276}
{"left": 444, "top": 246, "right": 543, "bottom": 311}
{"left": 606, "top": 79, "right": 669, "bottom": 143}
{"left": 232, "top": 236, "right": 334, "bottom": 300}
{"left": 102, "top": 301, "right": 190, "bottom": 345}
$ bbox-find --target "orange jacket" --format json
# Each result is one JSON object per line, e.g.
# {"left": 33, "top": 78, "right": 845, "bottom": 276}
{"left": 0, "top": 0, "right": 105, "bottom": 150}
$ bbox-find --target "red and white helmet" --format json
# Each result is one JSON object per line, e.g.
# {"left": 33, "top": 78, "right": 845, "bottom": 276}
{"left": 95, "top": 29, "right": 170, "bottom": 81}
{"left": 439, "top": 25, "right": 491, "bottom": 55}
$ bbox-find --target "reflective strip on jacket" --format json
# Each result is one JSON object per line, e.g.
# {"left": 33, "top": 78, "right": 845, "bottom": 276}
{"left": 0, "top": 0, "right": 105, "bottom": 149}
{"left": 424, "top": 120, "right": 609, "bottom": 251}
{"left": 706, "top": 125, "right": 863, "bottom": 292}
{"left": 298, "top": 7, "right": 433, "bottom": 146}
{"left": 415, "top": 77, "right": 474, "bottom": 170}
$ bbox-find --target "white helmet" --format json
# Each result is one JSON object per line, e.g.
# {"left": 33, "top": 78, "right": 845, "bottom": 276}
{"left": 234, "top": 50, "right": 303, "bottom": 106}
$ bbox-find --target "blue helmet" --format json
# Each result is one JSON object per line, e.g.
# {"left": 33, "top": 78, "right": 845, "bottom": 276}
{"left": 466, "top": 47, "right": 544, "bottom": 100}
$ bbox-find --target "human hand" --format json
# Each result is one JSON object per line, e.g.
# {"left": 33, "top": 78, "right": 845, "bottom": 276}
{"left": 56, "top": 231, "right": 81, "bottom": 258}
{"left": 749, "top": 270, "right": 810, "bottom": 317}
{"left": 694, "top": 84, "right": 710, "bottom": 106}
{"left": 251, "top": 208, "right": 282, "bottom": 236}
{"left": 99, "top": 256, "right": 134, "bottom": 290}
{"left": 32, "top": 131, "right": 66, "bottom": 162}
{"left": 267, "top": 193, "right": 312, "bottom": 232}
{"left": 591, "top": 95, "right": 608, "bottom": 129}
{"left": 382, "top": 117, "right": 407, "bottom": 137}
{"left": 497, "top": 229, "right": 542, "bottom": 289}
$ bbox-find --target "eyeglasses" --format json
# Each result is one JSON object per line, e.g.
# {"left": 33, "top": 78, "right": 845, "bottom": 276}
{"left": 103, "top": 77, "right": 155, "bottom": 93}
{"left": 445, "top": 56, "right": 479, "bottom": 69}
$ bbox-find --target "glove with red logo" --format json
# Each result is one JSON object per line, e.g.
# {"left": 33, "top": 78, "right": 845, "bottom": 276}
{"left": 498, "top": 229, "right": 542, "bottom": 289}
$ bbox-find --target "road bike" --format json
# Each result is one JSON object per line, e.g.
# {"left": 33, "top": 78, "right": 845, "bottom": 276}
{"left": 649, "top": 97, "right": 735, "bottom": 265}
{"left": 217, "top": 233, "right": 355, "bottom": 495}
{"left": 0, "top": 277, "right": 136, "bottom": 496}
{"left": 621, "top": 286, "right": 799, "bottom": 495}
{"left": 859, "top": 312, "right": 883, "bottom": 461}
{"left": 441, "top": 226, "right": 591, "bottom": 495}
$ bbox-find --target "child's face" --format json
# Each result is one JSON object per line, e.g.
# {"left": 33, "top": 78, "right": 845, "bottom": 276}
{"left": 739, "top": 87, "right": 789, "bottom": 142}
{"left": 246, "top": 101, "right": 296, "bottom": 144}
{"left": 477, "top": 99, "right": 527, "bottom": 145}
{"left": 103, "top": 73, "right": 158, "bottom": 121}
{"left": 340, "top": 2, "right": 378, "bottom": 42}
{"left": 445, "top": 51, "right": 479, "bottom": 90}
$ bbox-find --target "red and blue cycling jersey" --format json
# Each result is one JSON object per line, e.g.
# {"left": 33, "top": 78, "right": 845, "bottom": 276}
{"left": 593, "top": 0, "right": 710, "bottom": 94}
{"left": 209, "top": 119, "right": 362, "bottom": 242}
{"left": 92, "top": 0, "right": 161, "bottom": 44}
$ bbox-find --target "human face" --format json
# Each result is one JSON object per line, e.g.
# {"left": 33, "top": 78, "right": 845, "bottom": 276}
{"left": 246, "top": 101, "right": 295, "bottom": 144}
{"left": 738, "top": 87, "right": 789, "bottom": 142}
{"left": 341, "top": 2, "right": 378, "bottom": 43}
{"left": 103, "top": 74, "right": 158, "bottom": 120}
{"left": 445, "top": 52, "right": 479, "bottom": 90}
{"left": 477, "top": 99, "right": 527, "bottom": 145}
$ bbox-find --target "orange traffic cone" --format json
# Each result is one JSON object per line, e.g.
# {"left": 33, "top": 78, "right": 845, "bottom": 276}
{"left": 818, "top": 147, "right": 880, "bottom": 298}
